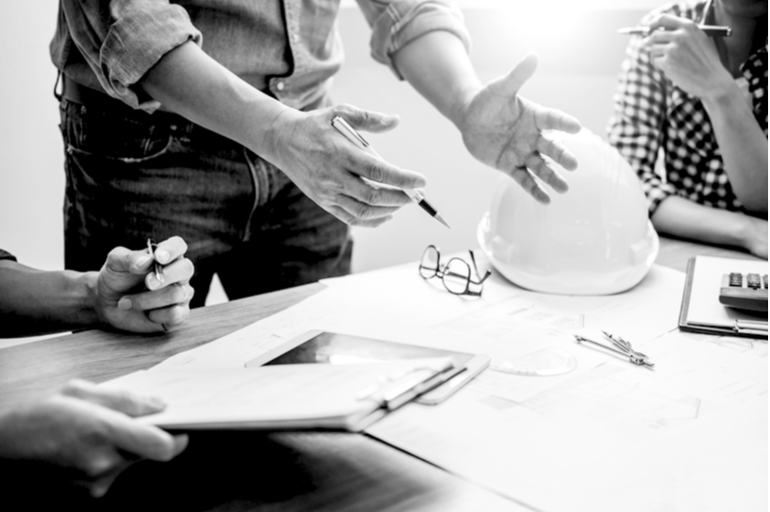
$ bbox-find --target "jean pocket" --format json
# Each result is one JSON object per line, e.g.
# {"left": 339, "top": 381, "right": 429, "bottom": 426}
{"left": 61, "top": 101, "right": 174, "bottom": 164}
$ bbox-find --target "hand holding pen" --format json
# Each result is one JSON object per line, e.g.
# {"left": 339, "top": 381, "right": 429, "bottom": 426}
{"left": 266, "top": 105, "right": 429, "bottom": 228}
{"left": 635, "top": 14, "right": 736, "bottom": 101}
{"left": 332, "top": 116, "right": 450, "bottom": 228}
{"left": 94, "top": 236, "right": 195, "bottom": 333}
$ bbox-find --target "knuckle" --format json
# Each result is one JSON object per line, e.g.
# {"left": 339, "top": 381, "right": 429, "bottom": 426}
{"left": 365, "top": 161, "right": 384, "bottom": 182}
{"left": 363, "top": 188, "right": 381, "bottom": 206}
{"left": 183, "top": 258, "right": 195, "bottom": 278}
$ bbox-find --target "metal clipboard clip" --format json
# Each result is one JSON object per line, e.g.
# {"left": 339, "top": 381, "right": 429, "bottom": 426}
{"left": 574, "top": 331, "right": 655, "bottom": 370}
{"left": 356, "top": 358, "right": 456, "bottom": 410}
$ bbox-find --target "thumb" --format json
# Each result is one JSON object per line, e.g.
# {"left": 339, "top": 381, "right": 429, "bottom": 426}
{"left": 60, "top": 380, "right": 167, "bottom": 417}
{"left": 495, "top": 53, "right": 539, "bottom": 96}
{"left": 333, "top": 104, "right": 400, "bottom": 134}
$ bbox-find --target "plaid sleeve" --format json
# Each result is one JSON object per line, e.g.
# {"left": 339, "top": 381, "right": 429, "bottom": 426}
{"left": 60, "top": 0, "right": 202, "bottom": 112}
{"left": 607, "top": 25, "right": 678, "bottom": 215}
{"left": 355, "top": 0, "right": 471, "bottom": 79}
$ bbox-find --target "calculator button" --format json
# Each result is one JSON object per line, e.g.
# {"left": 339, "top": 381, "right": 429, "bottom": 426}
{"left": 764, "top": 275, "right": 768, "bottom": 290}
{"left": 747, "top": 273, "right": 761, "bottom": 290}
{"left": 728, "top": 273, "right": 743, "bottom": 287}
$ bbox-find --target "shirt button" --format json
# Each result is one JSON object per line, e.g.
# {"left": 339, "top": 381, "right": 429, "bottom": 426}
{"left": 291, "top": 33, "right": 299, "bottom": 43}
{"left": 276, "top": 81, "right": 285, "bottom": 91}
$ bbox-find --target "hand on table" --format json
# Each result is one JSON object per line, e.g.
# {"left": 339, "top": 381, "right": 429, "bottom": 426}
{"left": 456, "top": 53, "right": 582, "bottom": 204}
{"left": 0, "top": 380, "right": 187, "bottom": 498}
{"left": 268, "top": 104, "right": 428, "bottom": 227}
{"left": 94, "top": 236, "right": 195, "bottom": 333}
{"left": 643, "top": 14, "right": 735, "bottom": 101}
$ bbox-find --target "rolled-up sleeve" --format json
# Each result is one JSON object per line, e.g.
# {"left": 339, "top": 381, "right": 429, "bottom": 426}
{"left": 607, "top": 27, "right": 677, "bottom": 216}
{"left": 355, "top": 0, "right": 471, "bottom": 79}
{"left": 61, "top": 0, "right": 202, "bottom": 112}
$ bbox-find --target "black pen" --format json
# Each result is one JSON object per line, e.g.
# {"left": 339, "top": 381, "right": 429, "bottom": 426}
{"left": 331, "top": 116, "right": 450, "bottom": 229}
{"left": 618, "top": 25, "right": 732, "bottom": 37}
{"left": 147, "top": 239, "right": 164, "bottom": 286}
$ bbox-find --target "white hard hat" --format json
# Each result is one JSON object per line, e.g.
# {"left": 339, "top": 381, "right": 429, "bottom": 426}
{"left": 477, "top": 129, "right": 659, "bottom": 295}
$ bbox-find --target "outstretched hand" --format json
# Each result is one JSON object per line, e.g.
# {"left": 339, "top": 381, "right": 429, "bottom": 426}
{"left": 458, "top": 53, "right": 582, "bottom": 203}
{"left": 94, "top": 236, "right": 195, "bottom": 333}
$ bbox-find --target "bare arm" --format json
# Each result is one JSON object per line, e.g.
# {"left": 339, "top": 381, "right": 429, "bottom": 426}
{"left": 0, "top": 238, "right": 193, "bottom": 337}
{"left": 646, "top": 15, "right": 768, "bottom": 213}
{"left": 653, "top": 196, "right": 768, "bottom": 258}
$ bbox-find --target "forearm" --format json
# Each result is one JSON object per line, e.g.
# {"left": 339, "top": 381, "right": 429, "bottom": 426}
{"left": 652, "top": 195, "right": 756, "bottom": 250}
{"left": 139, "top": 41, "right": 297, "bottom": 162}
{"left": 701, "top": 83, "right": 768, "bottom": 213}
{"left": 392, "top": 31, "right": 482, "bottom": 128}
{"left": 0, "top": 262, "right": 98, "bottom": 337}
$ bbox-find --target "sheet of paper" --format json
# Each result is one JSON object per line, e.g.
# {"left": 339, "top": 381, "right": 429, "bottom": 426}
{"left": 367, "top": 328, "right": 767, "bottom": 510}
{"left": 686, "top": 256, "right": 768, "bottom": 328}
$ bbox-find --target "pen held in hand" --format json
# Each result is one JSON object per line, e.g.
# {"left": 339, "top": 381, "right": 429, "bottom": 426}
{"left": 146, "top": 239, "right": 165, "bottom": 286}
{"left": 617, "top": 25, "right": 732, "bottom": 37}
{"left": 330, "top": 116, "right": 450, "bottom": 229}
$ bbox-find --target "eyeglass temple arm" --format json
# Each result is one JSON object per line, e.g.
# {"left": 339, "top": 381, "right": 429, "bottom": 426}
{"left": 467, "top": 250, "right": 491, "bottom": 284}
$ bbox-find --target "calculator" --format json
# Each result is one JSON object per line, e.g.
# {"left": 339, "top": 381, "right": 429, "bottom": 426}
{"left": 719, "top": 272, "right": 768, "bottom": 312}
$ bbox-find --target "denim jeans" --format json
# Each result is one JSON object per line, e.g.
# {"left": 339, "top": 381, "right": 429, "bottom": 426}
{"left": 59, "top": 99, "right": 352, "bottom": 307}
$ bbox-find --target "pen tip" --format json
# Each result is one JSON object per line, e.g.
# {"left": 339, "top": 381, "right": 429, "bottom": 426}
{"left": 435, "top": 214, "right": 451, "bottom": 229}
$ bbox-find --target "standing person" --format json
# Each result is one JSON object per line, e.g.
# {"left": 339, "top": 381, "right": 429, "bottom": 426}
{"left": 53, "top": 1, "right": 582, "bottom": 307}
{"left": 608, "top": 0, "right": 768, "bottom": 258}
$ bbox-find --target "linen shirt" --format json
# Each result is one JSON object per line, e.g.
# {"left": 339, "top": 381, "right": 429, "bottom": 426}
{"left": 607, "top": 1, "right": 768, "bottom": 215}
{"left": 50, "top": 0, "right": 471, "bottom": 113}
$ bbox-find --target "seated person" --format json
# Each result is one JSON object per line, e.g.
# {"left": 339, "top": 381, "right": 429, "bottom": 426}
{"left": 0, "top": 236, "right": 194, "bottom": 497}
{"left": 608, "top": 0, "right": 768, "bottom": 258}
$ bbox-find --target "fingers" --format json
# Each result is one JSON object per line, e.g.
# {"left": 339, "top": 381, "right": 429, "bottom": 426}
{"left": 104, "top": 409, "right": 189, "bottom": 462}
{"left": 495, "top": 53, "right": 539, "bottom": 96}
{"left": 524, "top": 153, "right": 569, "bottom": 194}
{"left": 534, "top": 107, "right": 581, "bottom": 136}
{"left": 152, "top": 236, "right": 188, "bottom": 265}
{"left": 144, "top": 255, "right": 194, "bottom": 291}
{"left": 344, "top": 151, "right": 427, "bottom": 189}
{"left": 507, "top": 166, "right": 551, "bottom": 205}
{"left": 333, "top": 104, "right": 400, "bottom": 134}
{"left": 328, "top": 206, "right": 393, "bottom": 228}
{"left": 60, "top": 380, "right": 166, "bottom": 417}
{"left": 536, "top": 135, "right": 578, "bottom": 171}
{"left": 648, "top": 13, "right": 691, "bottom": 32}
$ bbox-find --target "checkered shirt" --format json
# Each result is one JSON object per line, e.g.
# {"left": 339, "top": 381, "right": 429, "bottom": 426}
{"left": 607, "top": 1, "right": 768, "bottom": 215}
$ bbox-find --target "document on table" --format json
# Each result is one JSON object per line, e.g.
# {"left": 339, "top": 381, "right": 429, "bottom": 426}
{"left": 366, "top": 330, "right": 767, "bottom": 511}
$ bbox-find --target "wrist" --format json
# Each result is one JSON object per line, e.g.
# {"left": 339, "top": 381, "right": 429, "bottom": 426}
{"left": 72, "top": 271, "right": 101, "bottom": 328}
{"left": 701, "top": 78, "right": 742, "bottom": 111}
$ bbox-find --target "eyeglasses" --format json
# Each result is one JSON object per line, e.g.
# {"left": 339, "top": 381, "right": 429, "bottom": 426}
{"left": 419, "top": 245, "right": 492, "bottom": 296}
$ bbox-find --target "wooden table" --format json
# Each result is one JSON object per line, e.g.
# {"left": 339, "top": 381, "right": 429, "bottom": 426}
{"left": 0, "top": 236, "right": 760, "bottom": 511}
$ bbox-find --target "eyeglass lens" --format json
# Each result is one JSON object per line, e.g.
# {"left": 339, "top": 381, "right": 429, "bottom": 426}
{"left": 420, "top": 246, "right": 440, "bottom": 279}
{"left": 444, "top": 259, "right": 470, "bottom": 294}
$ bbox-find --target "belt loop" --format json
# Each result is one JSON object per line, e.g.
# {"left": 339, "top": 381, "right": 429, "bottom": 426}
{"left": 53, "top": 70, "right": 63, "bottom": 102}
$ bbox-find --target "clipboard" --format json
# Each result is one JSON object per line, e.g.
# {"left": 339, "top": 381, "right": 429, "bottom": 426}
{"left": 244, "top": 330, "right": 490, "bottom": 405}
{"left": 679, "top": 256, "right": 768, "bottom": 339}
{"left": 103, "top": 359, "right": 456, "bottom": 432}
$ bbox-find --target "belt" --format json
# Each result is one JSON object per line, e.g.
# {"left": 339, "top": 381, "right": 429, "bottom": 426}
{"left": 60, "top": 74, "right": 134, "bottom": 112}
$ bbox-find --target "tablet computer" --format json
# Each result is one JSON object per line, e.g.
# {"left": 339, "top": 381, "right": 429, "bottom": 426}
{"left": 244, "top": 330, "right": 489, "bottom": 405}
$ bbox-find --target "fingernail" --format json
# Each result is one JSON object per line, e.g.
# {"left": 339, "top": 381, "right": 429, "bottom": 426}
{"left": 156, "top": 249, "right": 170, "bottom": 264}
{"left": 147, "top": 274, "right": 161, "bottom": 290}
{"left": 134, "top": 254, "right": 152, "bottom": 268}
{"left": 118, "top": 297, "right": 132, "bottom": 310}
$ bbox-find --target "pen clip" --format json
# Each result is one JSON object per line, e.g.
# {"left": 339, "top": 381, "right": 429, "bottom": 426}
{"left": 331, "top": 116, "right": 370, "bottom": 148}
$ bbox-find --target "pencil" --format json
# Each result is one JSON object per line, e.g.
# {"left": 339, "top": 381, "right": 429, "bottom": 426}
{"left": 617, "top": 25, "right": 732, "bottom": 37}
